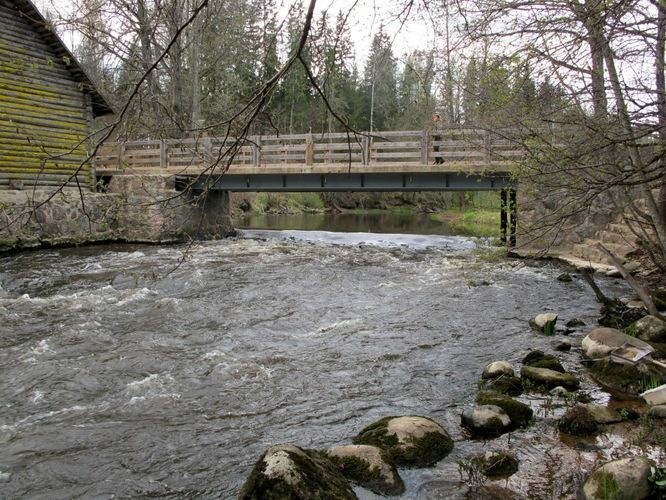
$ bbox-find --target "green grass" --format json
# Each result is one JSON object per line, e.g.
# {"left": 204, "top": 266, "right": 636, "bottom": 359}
{"left": 431, "top": 209, "right": 502, "bottom": 238}
{"left": 252, "top": 193, "right": 324, "bottom": 213}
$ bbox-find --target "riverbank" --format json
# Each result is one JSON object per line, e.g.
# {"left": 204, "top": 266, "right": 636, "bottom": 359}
{"left": 231, "top": 192, "right": 501, "bottom": 238}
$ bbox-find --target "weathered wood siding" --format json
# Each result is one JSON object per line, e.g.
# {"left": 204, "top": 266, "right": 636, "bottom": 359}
{"left": 0, "top": 0, "right": 92, "bottom": 190}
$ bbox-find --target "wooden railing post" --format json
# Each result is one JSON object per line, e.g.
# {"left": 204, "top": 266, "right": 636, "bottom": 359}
{"left": 159, "top": 140, "right": 167, "bottom": 169}
{"left": 253, "top": 136, "right": 262, "bottom": 167}
{"left": 305, "top": 133, "right": 314, "bottom": 165}
{"left": 421, "top": 129, "right": 429, "bottom": 164}
{"left": 119, "top": 142, "right": 125, "bottom": 168}
{"left": 362, "top": 135, "right": 370, "bottom": 165}
{"left": 484, "top": 130, "right": 492, "bottom": 165}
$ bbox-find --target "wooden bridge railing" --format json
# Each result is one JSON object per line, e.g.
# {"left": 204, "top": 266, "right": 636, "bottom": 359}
{"left": 93, "top": 128, "right": 527, "bottom": 172}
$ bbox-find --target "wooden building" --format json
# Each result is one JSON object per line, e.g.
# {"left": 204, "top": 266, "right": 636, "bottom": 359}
{"left": 0, "top": 0, "right": 112, "bottom": 191}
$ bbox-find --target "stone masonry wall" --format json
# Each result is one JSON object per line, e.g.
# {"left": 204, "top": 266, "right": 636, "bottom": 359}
{"left": 517, "top": 178, "right": 624, "bottom": 255}
{"left": 0, "top": 175, "right": 234, "bottom": 252}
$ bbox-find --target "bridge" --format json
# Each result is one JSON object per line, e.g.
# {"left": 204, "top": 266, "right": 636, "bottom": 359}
{"left": 94, "top": 128, "right": 523, "bottom": 244}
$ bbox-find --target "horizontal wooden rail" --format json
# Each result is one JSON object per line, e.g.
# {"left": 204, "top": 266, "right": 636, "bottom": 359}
{"left": 94, "top": 128, "right": 530, "bottom": 173}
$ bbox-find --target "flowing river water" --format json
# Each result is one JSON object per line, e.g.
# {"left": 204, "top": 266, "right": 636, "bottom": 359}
{"left": 0, "top": 216, "right": 660, "bottom": 499}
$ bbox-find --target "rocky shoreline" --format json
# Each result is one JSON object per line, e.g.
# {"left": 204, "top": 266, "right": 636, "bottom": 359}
{"left": 238, "top": 273, "right": 666, "bottom": 499}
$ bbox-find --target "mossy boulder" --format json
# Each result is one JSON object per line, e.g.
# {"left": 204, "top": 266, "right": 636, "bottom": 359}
{"left": 631, "top": 315, "right": 666, "bottom": 343}
{"left": 558, "top": 405, "right": 599, "bottom": 436}
{"left": 521, "top": 366, "right": 580, "bottom": 391}
{"left": 474, "top": 450, "right": 519, "bottom": 477}
{"left": 589, "top": 358, "right": 666, "bottom": 395}
{"left": 476, "top": 391, "right": 533, "bottom": 428}
{"left": 238, "top": 444, "right": 357, "bottom": 500}
{"left": 478, "top": 374, "right": 523, "bottom": 396}
{"left": 582, "top": 457, "right": 654, "bottom": 500}
{"left": 529, "top": 313, "right": 558, "bottom": 335}
{"left": 327, "top": 444, "right": 404, "bottom": 496}
{"left": 522, "top": 351, "right": 565, "bottom": 373}
{"left": 522, "top": 350, "right": 547, "bottom": 365}
{"left": 352, "top": 416, "right": 453, "bottom": 468}
{"left": 461, "top": 405, "right": 512, "bottom": 437}
{"left": 481, "top": 361, "right": 514, "bottom": 379}
{"left": 581, "top": 404, "right": 623, "bottom": 424}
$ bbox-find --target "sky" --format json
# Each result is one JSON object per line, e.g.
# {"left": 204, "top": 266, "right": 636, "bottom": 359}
{"left": 35, "top": 0, "right": 438, "bottom": 66}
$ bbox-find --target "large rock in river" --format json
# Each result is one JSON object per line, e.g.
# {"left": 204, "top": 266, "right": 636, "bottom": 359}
{"left": 589, "top": 358, "right": 666, "bottom": 395}
{"left": 482, "top": 361, "right": 514, "bottom": 379}
{"left": 476, "top": 391, "right": 533, "bottom": 428}
{"left": 521, "top": 366, "right": 580, "bottom": 391}
{"left": 461, "top": 405, "right": 512, "bottom": 437}
{"left": 631, "top": 315, "right": 666, "bottom": 343}
{"left": 582, "top": 327, "right": 654, "bottom": 359}
{"left": 583, "top": 456, "right": 654, "bottom": 500}
{"left": 352, "top": 416, "right": 453, "bottom": 468}
{"left": 327, "top": 444, "right": 404, "bottom": 497}
{"left": 238, "top": 444, "right": 356, "bottom": 499}
{"left": 529, "top": 313, "right": 558, "bottom": 335}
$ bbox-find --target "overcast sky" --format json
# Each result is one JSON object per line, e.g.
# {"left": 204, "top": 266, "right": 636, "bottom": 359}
{"left": 36, "top": 0, "right": 437, "bottom": 66}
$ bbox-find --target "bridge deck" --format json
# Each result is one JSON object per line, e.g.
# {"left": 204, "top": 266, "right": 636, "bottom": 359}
{"left": 94, "top": 129, "right": 520, "bottom": 192}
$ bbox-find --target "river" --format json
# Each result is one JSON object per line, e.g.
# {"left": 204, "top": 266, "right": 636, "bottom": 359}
{"left": 0, "top": 215, "right": 651, "bottom": 499}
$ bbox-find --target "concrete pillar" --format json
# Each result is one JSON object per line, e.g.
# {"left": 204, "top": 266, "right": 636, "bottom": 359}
{"left": 187, "top": 189, "right": 234, "bottom": 240}
{"left": 509, "top": 188, "right": 517, "bottom": 248}
{"left": 500, "top": 189, "right": 508, "bottom": 244}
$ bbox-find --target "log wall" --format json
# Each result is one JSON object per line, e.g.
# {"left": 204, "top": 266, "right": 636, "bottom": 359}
{"left": 0, "top": 0, "right": 93, "bottom": 190}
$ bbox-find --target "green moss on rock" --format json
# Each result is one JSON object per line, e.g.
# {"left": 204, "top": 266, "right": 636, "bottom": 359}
{"left": 589, "top": 358, "right": 666, "bottom": 395}
{"left": 558, "top": 405, "right": 599, "bottom": 436}
{"left": 352, "top": 416, "right": 453, "bottom": 468}
{"left": 239, "top": 445, "right": 357, "bottom": 500}
{"left": 326, "top": 445, "right": 404, "bottom": 496}
{"left": 476, "top": 392, "right": 533, "bottom": 428}
{"left": 479, "top": 374, "right": 523, "bottom": 396}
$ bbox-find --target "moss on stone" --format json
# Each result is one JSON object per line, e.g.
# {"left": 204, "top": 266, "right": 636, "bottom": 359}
{"left": 589, "top": 358, "right": 666, "bottom": 395}
{"left": 478, "top": 374, "right": 523, "bottom": 396}
{"left": 327, "top": 452, "right": 404, "bottom": 496}
{"left": 558, "top": 405, "right": 598, "bottom": 436}
{"left": 476, "top": 392, "right": 533, "bottom": 428}
{"left": 352, "top": 416, "right": 453, "bottom": 468}
{"left": 522, "top": 350, "right": 545, "bottom": 365}
{"left": 473, "top": 452, "right": 519, "bottom": 477}
{"left": 528, "top": 356, "right": 565, "bottom": 373}
{"left": 239, "top": 446, "right": 356, "bottom": 500}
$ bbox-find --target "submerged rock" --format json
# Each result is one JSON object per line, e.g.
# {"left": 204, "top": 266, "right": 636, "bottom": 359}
{"left": 557, "top": 273, "right": 573, "bottom": 282}
{"left": 521, "top": 366, "right": 580, "bottom": 391}
{"left": 566, "top": 318, "right": 586, "bottom": 328}
{"left": 238, "top": 444, "right": 357, "bottom": 500}
{"left": 581, "top": 404, "right": 623, "bottom": 424}
{"left": 530, "top": 313, "right": 558, "bottom": 335}
{"left": 352, "top": 416, "right": 453, "bottom": 468}
{"left": 476, "top": 391, "right": 533, "bottom": 428}
{"left": 475, "top": 450, "right": 519, "bottom": 477}
{"left": 558, "top": 405, "right": 599, "bottom": 436}
{"left": 552, "top": 340, "right": 572, "bottom": 352}
{"left": 461, "top": 405, "right": 512, "bottom": 437}
{"left": 582, "top": 457, "right": 654, "bottom": 500}
{"left": 581, "top": 327, "right": 654, "bottom": 359}
{"left": 522, "top": 351, "right": 565, "bottom": 373}
{"left": 327, "top": 444, "right": 404, "bottom": 497}
{"left": 482, "top": 361, "right": 514, "bottom": 379}
{"left": 631, "top": 315, "right": 666, "bottom": 343}
{"left": 589, "top": 358, "right": 666, "bottom": 396}
{"left": 479, "top": 374, "right": 523, "bottom": 396}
